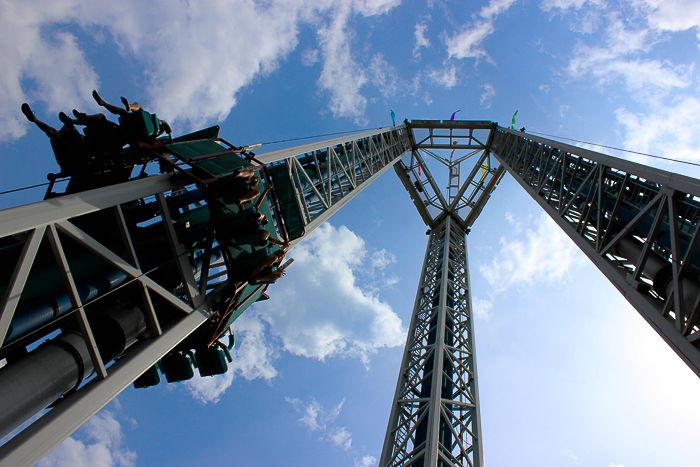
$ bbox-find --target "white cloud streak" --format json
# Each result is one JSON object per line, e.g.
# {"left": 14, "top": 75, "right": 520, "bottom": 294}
{"left": 446, "top": 0, "right": 517, "bottom": 61}
{"left": 616, "top": 97, "right": 700, "bottom": 162}
{"left": 480, "top": 83, "right": 495, "bottom": 107}
{"left": 472, "top": 296, "right": 493, "bottom": 320}
{"left": 413, "top": 22, "right": 431, "bottom": 58}
{"left": 551, "top": 2, "right": 700, "bottom": 164}
{"left": 355, "top": 455, "right": 378, "bottom": 467}
{"left": 426, "top": 64, "right": 458, "bottom": 89}
{"left": 315, "top": 1, "right": 399, "bottom": 123}
{"left": 480, "top": 212, "right": 585, "bottom": 292}
{"left": 286, "top": 397, "right": 353, "bottom": 450}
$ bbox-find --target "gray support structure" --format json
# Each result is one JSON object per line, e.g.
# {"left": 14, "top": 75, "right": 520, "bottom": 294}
{"left": 380, "top": 216, "right": 482, "bottom": 467}
{"left": 0, "top": 125, "right": 410, "bottom": 466}
{"left": 489, "top": 126, "right": 700, "bottom": 377}
{"left": 382, "top": 120, "right": 501, "bottom": 467}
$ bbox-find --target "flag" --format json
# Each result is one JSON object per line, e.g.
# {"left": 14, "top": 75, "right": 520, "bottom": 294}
{"left": 450, "top": 140, "right": 458, "bottom": 163}
{"left": 391, "top": 110, "right": 396, "bottom": 126}
{"left": 510, "top": 110, "right": 518, "bottom": 129}
{"left": 450, "top": 110, "right": 460, "bottom": 121}
{"left": 418, "top": 163, "right": 422, "bottom": 180}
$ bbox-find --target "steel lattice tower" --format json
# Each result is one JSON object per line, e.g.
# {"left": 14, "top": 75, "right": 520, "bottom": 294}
{"left": 380, "top": 216, "right": 483, "bottom": 467}
{"left": 379, "top": 120, "right": 501, "bottom": 467}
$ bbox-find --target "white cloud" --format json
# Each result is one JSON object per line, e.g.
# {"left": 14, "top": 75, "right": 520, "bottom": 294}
{"left": 549, "top": 2, "right": 700, "bottom": 168}
{"left": 286, "top": 397, "right": 342, "bottom": 431}
{"left": 616, "top": 97, "right": 700, "bottom": 162}
{"left": 480, "top": 83, "right": 495, "bottom": 107}
{"left": 472, "top": 296, "right": 493, "bottom": 319}
{"left": 413, "top": 22, "right": 431, "bottom": 58}
{"left": 184, "top": 310, "right": 277, "bottom": 404}
{"left": 446, "top": 0, "right": 516, "bottom": 61}
{"left": 186, "top": 223, "right": 402, "bottom": 403}
{"left": 557, "top": 5, "right": 695, "bottom": 102}
{"left": 368, "top": 54, "right": 403, "bottom": 98}
{"left": 355, "top": 456, "right": 377, "bottom": 467}
{"left": 541, "top": 0, "right": 590, "bottom": 10}
{"left": 38, "top": 410, "right": 136, "bottom": 467}
{"left": 543, "top": 0, "right": 605, "bottom": 34}
{"left": 1, "top": 1, "right": 315, "bottom": 137}
{"left": 1, "top": 0, "right": 403, "bottom": 142}
{"left": 641, "top": 0, "right": 700, "bottom": 34}
{"left": 286, "top": 397, "right": 353, "bottom": 450}
{"left": 260, "top": 223, "right": 404, "bottom": 365}
{"left": 316, "top": 4, "right": 368, "bottom": 123}
{"left": 370, "top": 248, "right": 397, "bottom": 270}
{"left": 480, "top": 212, "right": 585, "bottom": 292}
{"left": 316, "top": 1, "right": 399, "bottom": 123}
{"left": 328, "top": 426, "right": 353, "bottom": 450}
{"left": 564, "top": 449, "right": 583, "bottom": 465}
{"left": 301, "top": 48, "right": 320, "bottom": 66}
{"left": 568, "top": 46, "right": 693, "bottom": 98}
{"left": 426, "top": 64, "right": 458, "bottom": 89}
{"left": 88, "top": 1, "right": 318, "bottom": 128}
{"left": 540, "top": 84, "right": 550, "bottom": 92}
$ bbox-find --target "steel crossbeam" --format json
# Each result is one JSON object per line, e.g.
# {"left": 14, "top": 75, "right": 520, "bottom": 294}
{"left": 490, "top": 127, "right": 700, "bottom": 377}
{"left": 380, "top": 217, "right": 482, "bottom": 467}
{"left": 394, "top": 121, "right": 504, "bottom": 230}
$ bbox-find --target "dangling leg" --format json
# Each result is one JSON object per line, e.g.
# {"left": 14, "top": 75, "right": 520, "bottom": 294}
{"left": 235, "top": 188, "right": 261, "bottom": 208}
{"left": 252, "top": 185, "right": 272, "bottom": 210}
{"left": 233, "top": 167, "right": 258, "bottom": 180}
{"left": 93, "top": 90, "right": 128, "bottom": 116}
{"left": 121, "top": 97, "right": 142, "bottom": 112}
{"left": 21, "top": 103, "right": 60, "bottom": 138}
{"left": 72, "top": 109, "right": 108, "bottom": 126}
{"left": 250, "top": 269, "right": 286, "bottom": 284}
{"left": 58, "top": 112, "right": 81, "bottom": 126}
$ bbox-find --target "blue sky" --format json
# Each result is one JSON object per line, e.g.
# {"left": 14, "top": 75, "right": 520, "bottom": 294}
{"left": 2, "top": 1, "right": 700, "bottom": 466}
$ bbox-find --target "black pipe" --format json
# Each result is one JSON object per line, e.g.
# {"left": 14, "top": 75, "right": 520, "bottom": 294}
{"left": 0, "top": 303, "right": 146, "bottom": 440}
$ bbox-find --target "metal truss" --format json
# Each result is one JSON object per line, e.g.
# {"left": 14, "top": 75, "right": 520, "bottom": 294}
{"left": 258, "top": 126, "right": 412, "bottom": 246}
{"left": 394, "top": 121, "right": 505, "bottom": 229}
{"left": 0, "top": 174, "right": 216, "bottom": 466}
{"left": 381, "top": 120, "right": 501, "bottom": 467}
{"left": 0, "top": 126, "right": 411, "bottom": 466}
{"left": 490, "top": 127, "right": 700, "bottom": 377}
{"left": 380, "top": 216, "right": 482, "bottom": 467}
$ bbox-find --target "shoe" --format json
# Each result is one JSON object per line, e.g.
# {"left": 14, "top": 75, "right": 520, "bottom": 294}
{"left": 72, "top": 109, "right": 88, "bottom": 125}
{"left": 21, "top": 103, "right": 36, "bottom": 122}
{"left": 58, "top": 112, "right": 73, "bottom": 125}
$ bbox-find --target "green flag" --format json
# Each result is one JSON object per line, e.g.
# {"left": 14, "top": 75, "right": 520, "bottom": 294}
{"left": 510, "top": 110, "right": 518, "bottom": 129}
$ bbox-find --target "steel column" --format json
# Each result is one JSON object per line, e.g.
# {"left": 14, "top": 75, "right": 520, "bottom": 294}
{"left": 381, "top": 216, "right": 482, "bottom": 467}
